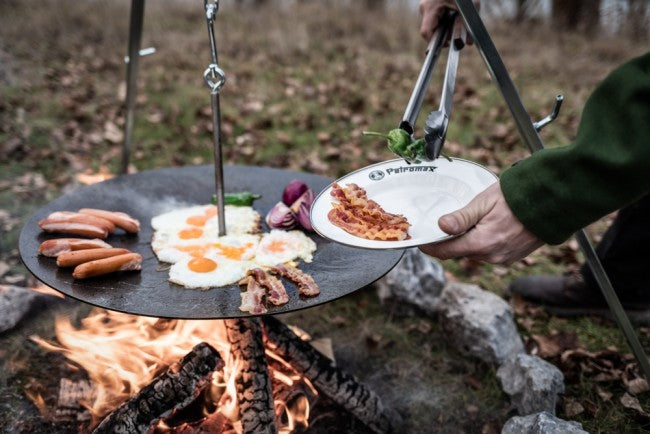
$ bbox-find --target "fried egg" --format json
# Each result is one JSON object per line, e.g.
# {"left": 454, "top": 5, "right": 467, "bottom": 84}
{"left": 151, "top": 204, "right": 316, "bottom": 290}
{"left": 169, "top": 252, "right": 254, "bottom": 289}
{"left": 152, "top": 205, "right": 260, "bottom": 235}
{"left": 254, "top": 230, "right": 317, "bottom": 267}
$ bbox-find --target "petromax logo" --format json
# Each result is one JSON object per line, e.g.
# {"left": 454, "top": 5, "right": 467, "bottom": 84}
{"left": 386, "top": 165, "right": 437, "bottom": 175}
{"left": 368, "top": 170, "right": 385, "bottom": 181}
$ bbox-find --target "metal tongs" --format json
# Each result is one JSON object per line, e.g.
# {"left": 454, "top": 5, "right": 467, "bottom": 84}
{"left": 399, "top": 10, "right": 466, "bottom": 162}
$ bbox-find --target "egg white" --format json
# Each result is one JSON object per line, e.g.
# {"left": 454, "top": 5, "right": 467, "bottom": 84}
{"left": 254, "top": 229, "right": 317, "bottom": 267}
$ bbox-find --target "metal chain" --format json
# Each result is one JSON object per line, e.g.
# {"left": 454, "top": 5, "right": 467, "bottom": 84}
{"left": 204, "top": 0, "right": 226, "bottom": 94}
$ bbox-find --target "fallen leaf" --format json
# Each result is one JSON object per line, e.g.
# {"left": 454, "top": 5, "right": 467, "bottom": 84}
{"left": 0, "top": 261, "right": 9, "bottom": 278}
{"left": 463, "top": 376, "right": 482, "bottom": 390}
{"left": 620, "top": 392, "right": 650, "bottom": 417}
{"left": 625, "top": 377, "right": 650, "bottom": 395}
{"left": 532, "top": 334, "right": 562, "bottom": 358}
{"left": 564, "top": 398, "right": 585, "bottom": 417}
{"left": 103, "top": 121, "right": 123, "bottom": 144}
{"left": 417, "top": 320, "right": 432, "bottom": 334}
{"left": 596, "top": 386, "right": 613, "bottom": 402}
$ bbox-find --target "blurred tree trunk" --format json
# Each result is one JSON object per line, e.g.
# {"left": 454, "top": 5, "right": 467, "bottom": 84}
{"left": 515, "top": 0, "right": 528, "bottom": 22}
{"left": 364, "top": 0, "right": 385, "bottom": 11}
{"left": 627, "top": 0, "right": 649, "bottom": 40}
{"left": 552, "top": 0, "right": 601, "bottom": 33}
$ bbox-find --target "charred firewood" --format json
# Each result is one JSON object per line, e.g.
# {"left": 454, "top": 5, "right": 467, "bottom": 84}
{"left": 157, "top": 411, "right": 232, "bottom": 434}
{"left": 92, "top": 343, "right": 223, "bottom": 434}
{"left": 224, "top": 318, "right": 277, "bottom": 434}
{"left": 261, "top": 316, "right": 402, "bottom": 434}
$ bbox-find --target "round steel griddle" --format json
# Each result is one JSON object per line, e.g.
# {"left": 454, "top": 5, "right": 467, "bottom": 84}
{"left": 19, "top": 165, "right": 403, "bottom": 319}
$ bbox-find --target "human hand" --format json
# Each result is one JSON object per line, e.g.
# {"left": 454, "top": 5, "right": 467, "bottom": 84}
{"left": 419, "top": 182, "right": 544, "bottom": 265}
{"left": 418, "top": 0, "right": 480, "bottom": 44}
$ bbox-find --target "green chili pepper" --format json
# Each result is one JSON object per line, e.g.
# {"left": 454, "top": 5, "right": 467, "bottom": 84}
{"left": 211, "top": 192, "right": 261, "bottom": 207}
{"left": 363, "top": 129, "right": 454, "bottom": 164}
{"left": 364, "top": 129, "right": 422, "bottom": 163}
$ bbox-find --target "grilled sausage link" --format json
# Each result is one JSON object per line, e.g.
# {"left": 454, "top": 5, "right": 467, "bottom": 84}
{"left": 46, "top": 211, "right": 116, "bottom": 233}
{"left": 39, "top": 238, "right": 112, "bottom": 257}
{"left": 78, "top": 209, "right": 140, "bottom": 234}
{"left": 72, "top": 253, "right": 142, "bottom": 279}
{"left": 57, "top": 248, "right": 131, "bottom": 267}
{"left": 38, "top": 221, "right": 108, "bottom": 238}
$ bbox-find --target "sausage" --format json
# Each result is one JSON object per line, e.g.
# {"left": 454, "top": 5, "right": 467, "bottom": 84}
{"left": 39, "top": 238, "right": 113, "bottom": 257}
{"left": 72, "top": 253, "right": 142, "bottom": 279}
{"left": 78, "top": 209, "right": 140, "bottom": 233}
{"left": 57, "top": 248, "right": 131, "bottom": 267}
{"left": 38, "top": 221, "right": 108, "bottom": 238}
{"left": 45, "top": 211, "right": 116, "bottom": 233}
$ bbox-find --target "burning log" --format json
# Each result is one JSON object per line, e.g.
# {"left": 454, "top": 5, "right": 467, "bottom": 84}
{"left": 261, "top": 316, "right": 403, "bottom": 434}
{"left": 93, "top": 342, "right": 223, "bottom": 434}
{"left": 224, "top": 318, "right": 277, "bottom": 434}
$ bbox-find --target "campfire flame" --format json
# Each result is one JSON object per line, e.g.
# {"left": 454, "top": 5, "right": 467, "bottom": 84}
{"left": 30, "top": 309, "right": 313, "bottom": 432}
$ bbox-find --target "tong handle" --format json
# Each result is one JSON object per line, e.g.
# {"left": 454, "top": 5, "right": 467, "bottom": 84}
{"left": 423, "top": 14, "right": 464, "bottom": 160}
{"left": 399, "top": 10, "right": 456, "bottom": 135}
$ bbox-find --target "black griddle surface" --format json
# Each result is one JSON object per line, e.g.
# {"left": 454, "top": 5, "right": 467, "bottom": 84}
{"left": 19, "top": 165, "right": 403, "bottom": 319}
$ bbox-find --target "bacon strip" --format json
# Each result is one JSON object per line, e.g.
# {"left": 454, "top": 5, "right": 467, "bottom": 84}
{"left": 248, "top": 268, "right": 289, "bottom": 305}
{"left": 39, "top": 238, "right": 112, "bottom": 257}
{"left": 271, "top": 264, "right": 320, "bottom": 297}
{"left": 78, "top": 209, "right": 140, "bottom": 233}
{"left": 328, "top": 183, "right": 410, "bottom": 241}
{"left": 72, "top": 253, "right": 142, "bottom": 279}
{"left": 238, "top": 276, "right": 268, "bottom": 314}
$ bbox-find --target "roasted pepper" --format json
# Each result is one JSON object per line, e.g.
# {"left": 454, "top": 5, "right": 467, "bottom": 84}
{"left": 211, "top": 192, "right": 261, "bottom": 207}
{"left": 363, "top": 129, "right": 451, "bottom": 163}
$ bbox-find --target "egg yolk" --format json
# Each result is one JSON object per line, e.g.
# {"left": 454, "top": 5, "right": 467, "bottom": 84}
{"left": 179, "top": 227, "right": 203, "bottom": 239}
{"left": 266, "top": 240, "right": 286, "bottom": 253}
{"left": 175, "top": 244, "right": 210, "bottom": 258}
{"left": 214, "top": 242, "right": 253, "bottom": 260}
{"left": 188, "top": 257, "right": 217, "bottom": 273}
{"left": 186, "top": 207, "right": 219, "bottom": 227}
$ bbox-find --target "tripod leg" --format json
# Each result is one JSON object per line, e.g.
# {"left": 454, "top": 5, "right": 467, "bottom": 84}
{"left": 454, "top": 0, "right": 650, "bottom": 380}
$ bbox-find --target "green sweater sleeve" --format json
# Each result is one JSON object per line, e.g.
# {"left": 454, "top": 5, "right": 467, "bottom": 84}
{"left": 500, "top": 53, "right": 650, "bottom": 245}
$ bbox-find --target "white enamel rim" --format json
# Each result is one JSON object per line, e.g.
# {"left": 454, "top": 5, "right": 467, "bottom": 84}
{"left": 310, "top": 158, "right": 498, "bottom": 250}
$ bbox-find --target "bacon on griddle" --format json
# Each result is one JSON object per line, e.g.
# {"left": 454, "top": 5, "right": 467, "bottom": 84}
{"left": 238, "top": 276, "right": 268, "bottom": 314}
{"left": 328, "top": 183, "right": 410, "bottom": 241}
{"left": 248, "top": 268, "right": 289, "bottom": 305}
{"left": 271, "top": 264, "right": 320, "bottom": 297}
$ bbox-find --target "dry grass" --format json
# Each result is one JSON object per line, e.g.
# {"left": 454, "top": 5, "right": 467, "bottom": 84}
{"left": 1, "top": 0, "right": 649, "bottom": 432}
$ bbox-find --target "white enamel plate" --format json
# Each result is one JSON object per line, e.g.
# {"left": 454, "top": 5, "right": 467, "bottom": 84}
{"left": 310, "top": 158, "right": 498, "bottom": 249}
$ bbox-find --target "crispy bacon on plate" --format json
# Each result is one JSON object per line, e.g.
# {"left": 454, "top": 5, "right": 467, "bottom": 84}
{"left": 271, "top": 264, "right": 320, "bottom": 297}
{"left": 328, "top": 183, "right": 410, "bottom": 241}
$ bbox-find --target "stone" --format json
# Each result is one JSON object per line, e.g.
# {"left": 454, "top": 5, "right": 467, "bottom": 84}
{"left": 376, "top": 249, "right": 446, "bottom": 316}
{"left": 501, "top": 411, "right": 587, "bottom": 434}
{"left": 497, "top": 353, "right": 565, "bottom": 415}
{"left": 0, "top": 285, "right": 39, "bottom": 333}
{"left": 437, "top": 281, "right": 524, "bottom": 365}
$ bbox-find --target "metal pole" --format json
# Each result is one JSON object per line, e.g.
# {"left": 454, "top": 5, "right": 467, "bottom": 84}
{"left": 454, "top": 0, "right": 650, "bottom": 380}
{"left": 203, "top": 1, "right": 227, "bottom": 236}
{"left": 121, "top": 0, "right": 145, "bottom": 175}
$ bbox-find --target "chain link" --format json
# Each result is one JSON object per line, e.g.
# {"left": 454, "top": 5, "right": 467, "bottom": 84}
{"left": 203, "top": 0, "right": 225, "bottom": 95}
